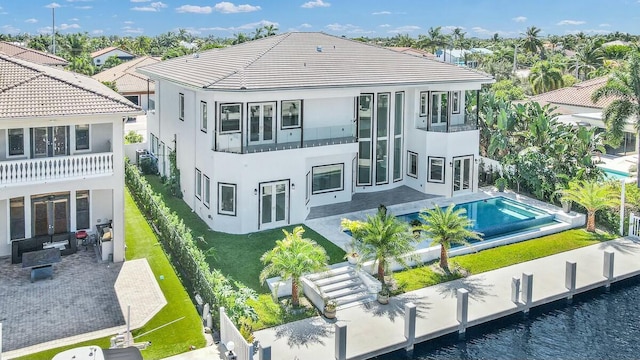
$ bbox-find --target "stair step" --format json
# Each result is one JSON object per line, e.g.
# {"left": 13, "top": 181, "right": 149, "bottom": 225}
{"left": 335, "top": 292, "right": 376, "bottom": 309}
{"left": 305, "top": 266, "right": 353, "bottom": 281}
{"left": 318, "top": 278, "right": 362, "bottom": 293}
{"left": 312, "top": 272, "right": 358, "bottom": 287}
{"left": 323, "top": 284, "right": 369, "bottom": 299}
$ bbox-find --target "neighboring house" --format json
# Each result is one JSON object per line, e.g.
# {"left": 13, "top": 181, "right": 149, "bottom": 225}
{"left": 90, "top": 47, "right": 136, "bottom": 67}
{"left": 529, "top": 76, "right": 637, "bottom": 155}
{"left": 138, "top": 32, "right": 493, "bottom": 234}
{"left": 93, "top": 56, "right": 161, "bottom": 111}
{"left": 387, "top": 47, "right": 436, "bottom": 59}
{"left": 0, "top": 41, "right": 68, "bottom": 68}
{"left": 435, "top": 48, "right": 493, "bottom": 68}
{"left": 0, "top": 53, "right": 141, "bottom": 262}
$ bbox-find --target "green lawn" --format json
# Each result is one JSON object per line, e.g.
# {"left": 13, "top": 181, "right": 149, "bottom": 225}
{"left": 144, "top": 175, "right": 346, "bottom": 293}
{"left": 17, "top": 190, "right": 205, "bottom": 360}
{"left": 394, "top": 229, "right": 616, "bottom": 293}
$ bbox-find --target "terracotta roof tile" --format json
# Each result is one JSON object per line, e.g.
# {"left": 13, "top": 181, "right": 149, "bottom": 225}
{"left": 93, "top": 56, "right": 160, "bottom": 93}
{"left": 0, "top": 41, "right": 68, "bottom": 66}
{"left": 529, "top": 77, "right": 614, "bottom": 110}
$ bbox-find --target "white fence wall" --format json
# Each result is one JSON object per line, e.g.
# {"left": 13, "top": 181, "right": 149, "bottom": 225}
{"left": 220, "top": 307, "right": 254, "bottom": 360}
{"left": 124, "top": 142, "right": 148, "bottom": 163}
{"left": 629, "top": 213, "right": 640, "bottom": 239}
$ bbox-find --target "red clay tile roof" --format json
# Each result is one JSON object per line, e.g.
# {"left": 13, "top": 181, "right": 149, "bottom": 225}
{"left": 0, "top": 53, "right": 141, "bottom": 118}
{"left": 90, "top": 47, "right": 135, "bottom": 59}
{"left": 0, "top": 41, "right": 68, "bottom": 66}
{"left": 529, "top": 76, "right": 615, "bottom": 111}
{"left": 93, "top": 56, "right": 160, "bottom": 93}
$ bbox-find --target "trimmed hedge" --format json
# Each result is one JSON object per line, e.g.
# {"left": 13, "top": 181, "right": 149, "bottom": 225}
{"left": 125, "top": 161, "right": 257, "bottom": 329}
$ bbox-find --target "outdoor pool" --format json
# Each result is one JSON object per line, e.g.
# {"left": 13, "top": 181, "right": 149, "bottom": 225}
{"left": 398, "top": 197, "right": 556, "bottom": 241}
{"left": 601, "top": 167, "right": 631, "bottom": 180}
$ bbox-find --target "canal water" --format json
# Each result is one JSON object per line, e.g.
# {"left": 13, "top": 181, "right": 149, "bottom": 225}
{"left": 375, "top": 277, "right": 640, "bottom": 360}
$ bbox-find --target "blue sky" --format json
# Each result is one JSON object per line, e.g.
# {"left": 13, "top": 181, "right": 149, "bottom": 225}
{"left": 1, "top": 0, "right": 640, "bottom": 38}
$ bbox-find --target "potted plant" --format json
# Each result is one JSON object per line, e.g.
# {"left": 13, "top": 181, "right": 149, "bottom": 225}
{"left": 323, "top": 299, "right": 337, "bottom": 319}
{"left": 344, "top": 251, "right": 359, "bottom": 265}
{"left": 409, "top": 219, "right": 422, "bottom": 237}
{"left": 495, "top": 177, "right": 508, "bottom": 192}
{"left": 377, "top": 284, "right": 390, "bottom": 305}
{"left": 561, "top": 199, "right": 572, "bottom": 213}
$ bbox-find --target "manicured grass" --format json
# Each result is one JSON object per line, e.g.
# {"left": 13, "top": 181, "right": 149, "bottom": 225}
{"left": 249, "top": 294, "right": 320, "bottom": 330}
{"left": 144, "top": 175, "right": 346, "bottom": 293}
{"left": 16, "top": 191, "right": 205, "bottom": 360}
{"left": 394, "top": 229, "right": 616, "bottom": 293}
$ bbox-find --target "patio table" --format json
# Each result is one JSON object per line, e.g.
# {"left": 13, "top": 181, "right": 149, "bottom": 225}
{"left": 21, "top": 248, "right": 61, "bottom": 283}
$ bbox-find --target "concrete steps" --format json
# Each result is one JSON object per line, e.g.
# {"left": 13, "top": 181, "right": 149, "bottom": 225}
{"left": 306, "top": 265, "right": 375, "bottom": 310}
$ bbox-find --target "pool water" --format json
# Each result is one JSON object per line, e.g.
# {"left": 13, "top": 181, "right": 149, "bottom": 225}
{"left": 601, "top": 167, "right": 630, "bottom": 180}
{"left": 398, "top": 197, "right": 556, "bottom": 240}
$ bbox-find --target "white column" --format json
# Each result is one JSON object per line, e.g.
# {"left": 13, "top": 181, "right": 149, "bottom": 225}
{"left": 24, "top": 196, "right": 32, "bottom": 239}
{"left": 69, "top": 190, "right": 77, "bottom": 231}
{"left": 112, "top": 117, "right": 126, "bottom": 262}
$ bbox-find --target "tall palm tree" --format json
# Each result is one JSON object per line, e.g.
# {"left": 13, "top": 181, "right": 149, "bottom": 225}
{"left": 570, "top": 39, "right": 604, "bottom": 80}
{"left": 417, "top": 204, "right": 482, "bottom": 272}
{"left": 264, "top": 24, "right": 278, "bottom": 37}
{"left": 341, "top": 206, "right": 418, "bottom": 285}
{"left": 259, "top": 226, "right": 328, "bottom": 307}
{"left": 559, "top": 180, "right": 619, "bottom": 232}
{"left": 529, "top": 60, "right": 564, "bottom": 94}
{"left": 522, "top": 26, "right": 544, "bottom": 55}
{"left": 420, "top": 26, "right": 447, "bottom": 54}
{"left": 452, "top": 27, "right": 466, "bottom": 50}
{"left": 592, "top": 51, "right": 640, "bottom": 187}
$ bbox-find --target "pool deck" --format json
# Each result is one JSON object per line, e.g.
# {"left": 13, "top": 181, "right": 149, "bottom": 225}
{"left": 253, "top": 236, "right": 640, "bottom": 360}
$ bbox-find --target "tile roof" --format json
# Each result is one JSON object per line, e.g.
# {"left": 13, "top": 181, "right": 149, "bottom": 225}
{"left": 93, "top": 56, "right": 160, "bottom": 93}
{"left": 138, "top": 32, "right": 493, "bottom": 91}
{"left": 387, "top": 47, "right": 436, "bottom": 59}
{"left": 0, "top": 53, "right": 141, "bottom": 118}
{"left": 0, "top": 41, "right": 68, "bottom": 66}
{"left": 529, "top": 76, "right": 615, "bottom": 112}
{"left": 90, "top": 46, "right": 135, "bottom": 59}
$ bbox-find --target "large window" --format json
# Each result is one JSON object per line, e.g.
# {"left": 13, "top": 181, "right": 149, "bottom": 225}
{"left": 312, "top": 164, "right": 344, "bottom": 194}
{"left": 200, "top": 101, "right": 208, "bottom": 133}
{"left": 357, "top": 94, "right": 373, "bottom": 185}
{"left": 75, "top": 125, "right": 90, "bottom": 151}
{"left": 428, "top": 157, "right": 445, "bottom": 183}
{"left": 218, "top": 183, "right": 236, "bottom": 216}
{"left": 195, "top": 168, "right": 202, "bottom": 200}
{"left": 282, "top": 100, "right": 301, "bottom": 128}
{"left": 203, "top": 175, "right": 210, "bottom": 208}
{"left": 220, "top": 104, "right": 241, "bottom": 133}
{"left": 393, "top": 92, "right": 404, "bottom": 182}
{"left": 10, "top": 197, "right": 25, "bottom": 240}
{"left": 376, "top": 93, "right": 390, "bottom": 185}
{"left": 150, "top": 134, "right": 157, "bottom": 155}
{"left": 419, "top": 92, "right": 429, "bottom": 116}
{"left": 407, "top": 151, "right": 418, "bottom": 178}
{"left": 76, "top": 190, "right": 90, "bottom": 230}
{"left": 452, "top": 91, "right": 461, "bottom": 114}
{"left": 179, "top": 93, "right": 185, "bottom": 121}
{"left": 8, "top": 128, "right": 24, "bottom": 156}
{"left": 431, "top": 92, "right": 448, "bottom": 125}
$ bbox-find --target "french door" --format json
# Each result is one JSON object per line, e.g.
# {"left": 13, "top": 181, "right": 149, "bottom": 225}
{"left": 32, "top": 193, "right": 70, "bottom": 237}
{"left": 32, "top": 126, "right": 69, "bottom": 158}
{"left": 452, "top": 156, "right": 473, "bottom": 195}
{"left": 259, "top": 181, "right": 289, "bottom": 228}
{"left": 248, "top": 103, "right": 275, "bottom": 145}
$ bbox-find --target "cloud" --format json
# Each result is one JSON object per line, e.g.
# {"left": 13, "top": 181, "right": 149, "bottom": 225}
{"left": 325, "top": 23, "right": 373, "bottom": 34}
{"left": 2, "top": 25, "right": 20, "bottom": 34}
{"left": 512, "top": 16, "right": 527, "bottom": 22}
{"left": 92, "top": 29, "right": 103, "bottom": 34}
{"left": 565, "top": 29, "right": 611, "bottom": 35}
{"left": 122, "top": 26, "right": 144, "bottom": 33}
{"left": 45, "top": 2, "right": 62, "bottom": 8}
{"left": 372, "top": 11, "right": 391, "bottom": 15}
{"left": 69, "top": 17, "right": 79, "bottom": 21}
{"left": 442, "top": 25, "right": 465, "bottom": 32}
{"left": 213, "top": 2, "right": 260, "bottom": 13}
{"left": 387, "top": 25, "right": 420, "bottom": 34}
{"left": 471, "top": 26, "right": 516, "bottom": 37}
{"left": 25, "top": 18, "right": 38, "bottom": 23}
{"left": 130, "top": 0, "right": 151, "bottom": 2}
{"left": 379, "top": 24, "right": 391, "bottom": 28}
{"left": 58, "top": 23, "right": 80, "bottom": 30}
{"left": 599, "top": 23, "right": 611, "bottom": 27}
{"left": 200, "top": 19, "right": 278, "bottom": 32}
{"left": 76, "top": 6, "right": 92, "bottom": 9}
{"left": 131, "top": 1, "right": 167, "bottom": 11}
{"left": 299, "top": 23, "right": 312, "bottom": 28}
{"left": 301, "top": 0, "right": 330, "bottom": 8}
{"left": 177, "top": 5, "right": 213, "bottom": 14}
{"left": 557, "top": 19, "right": 585, "bottom": 26}
{"left": 66, "top": 0, "right": 92, "bottom": 2}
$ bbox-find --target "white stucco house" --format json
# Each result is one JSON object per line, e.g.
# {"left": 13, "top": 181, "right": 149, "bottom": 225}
{"left": 0, "top": 53, "right": 141, "bottom": 262}
{"left": 91, "top": 47, "right": 136, "bottom": 67}
{"left": 93, "top": 56, "right": 161, "bottom": 111}
{"left": 138, "top": 32, "right": 493, "bottom": 234}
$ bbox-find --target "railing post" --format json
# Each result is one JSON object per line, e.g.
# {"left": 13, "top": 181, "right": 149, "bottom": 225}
{"left": 335, "top": 323, "right": 347, "bottom": 360}
{"left": 404, "top": 302, "right": 416, "bottom": 354}
{"left": 565, "top": 261, "right": 577, "bottom": 303}
{"left": 456, "top": 288, "right": 469, "bottom": 339}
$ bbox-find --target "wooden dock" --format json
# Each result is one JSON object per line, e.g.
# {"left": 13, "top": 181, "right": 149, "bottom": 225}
{"left": 253, "top": 237, "right": 640, "bottom": 360}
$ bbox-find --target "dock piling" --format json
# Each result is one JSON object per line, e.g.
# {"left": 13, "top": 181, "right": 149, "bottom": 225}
{"left": 565, "top": 261, "right": 577, "bottom": 303}
{"left": 456, "top": 288, "right": 469, "bottom": 339}
{"left": 521, "top": 273, "right": 533, "bottom": 315}
{"left": 511, "top": 276, "right": 520, "bottom": 303}
{"left": 335, "top": 323, "right": 347, "bottom": 360}
{"left": 603, "top": 251, "right": 614, "bottom": 291}
{"left": 404, "top": 302, "right": 417, "bottom": 354}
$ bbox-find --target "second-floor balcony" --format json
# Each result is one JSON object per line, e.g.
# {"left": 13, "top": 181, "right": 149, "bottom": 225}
{"left": 0, "top": 152, "right": 114, "bottom": 187}
{"left": 216, "top": 123, "right": 356, "bottom": 154}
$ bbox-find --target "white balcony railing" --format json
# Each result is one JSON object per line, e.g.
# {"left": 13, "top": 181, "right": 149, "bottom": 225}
{"left": 0, "top": 152, "right": 114, "bottom": 186}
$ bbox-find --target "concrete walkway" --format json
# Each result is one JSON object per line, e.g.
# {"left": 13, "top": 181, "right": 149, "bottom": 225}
{"left": 253, "top": 237, "right": 640, "bottom": 360}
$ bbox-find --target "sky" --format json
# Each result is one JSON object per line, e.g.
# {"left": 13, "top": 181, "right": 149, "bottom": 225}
{"left": 1, "top": 0, "right": 640, "bottom": 38}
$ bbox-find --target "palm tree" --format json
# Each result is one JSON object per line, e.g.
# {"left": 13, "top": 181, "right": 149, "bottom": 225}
{"left": 529, "top": 60, "right": 564, "bottom": 94}
{"left": 592, "top": 51, "right": 640, "bottom": 187}
{"left": 341, "top": 206, "right": 418, "bottom": 285}
{"left": 452, "top": 27, "right": 466, "bottom": 50}
{"left": 559, "top": 180, "right": 619, "bottom": 232}
{"left": 259, "top": 226, "right": 328, "bottom": 307}
{"left": 264, "top": 24, "right": 278, "bottom": 37}
{"left": 522, "top": 26, "right": 544, "bottom": 55}
{"left": 420, "top": 26, "right": 447, "bottom": 54}
{"left": 417, "top": 204, "right": 482, "bottom": 272}
{"left": 570, "top": 39, "right": 604, "bottom": 80}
